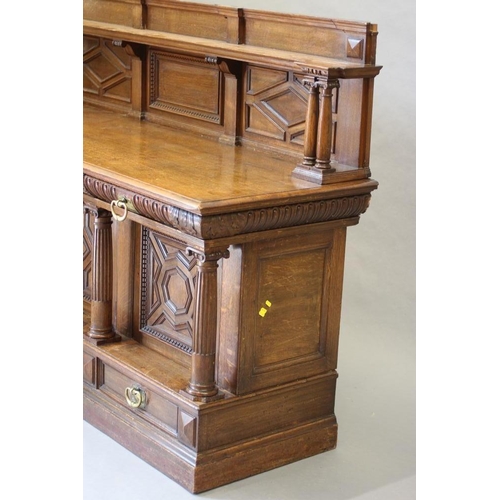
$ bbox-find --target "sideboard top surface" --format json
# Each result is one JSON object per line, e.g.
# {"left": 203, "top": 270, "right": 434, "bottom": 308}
{"left": 84, "top": 105, "right": 378, "bottom": 215}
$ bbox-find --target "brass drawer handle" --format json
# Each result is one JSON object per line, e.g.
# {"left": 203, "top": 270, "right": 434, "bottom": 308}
{"left": 110, "top": 197, "right": 128, "bottom": 222}
{"left": 125, "top": 385, "right": 146, "bottom": 408}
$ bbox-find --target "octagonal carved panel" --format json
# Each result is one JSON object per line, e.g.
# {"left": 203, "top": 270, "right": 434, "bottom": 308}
{"left": 140, "top": 228, "right": 196, "bottom": 352}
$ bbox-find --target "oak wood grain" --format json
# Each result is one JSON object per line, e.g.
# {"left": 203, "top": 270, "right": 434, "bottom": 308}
{"left": 84, "top": 104, "right": 377, "bottom": 216}
{"left": 83, "top": 20, "right": 382, "bottom": 78}
{"left": 83, "top": 1, "right": 380, "bottom": 492}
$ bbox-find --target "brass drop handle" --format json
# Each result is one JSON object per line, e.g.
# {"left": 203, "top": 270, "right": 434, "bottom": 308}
{"left": 125, "top": 385, "right": 146, "bottom": 408}
{"left": 110, "top": 197, "right": 128, "bottom": 222}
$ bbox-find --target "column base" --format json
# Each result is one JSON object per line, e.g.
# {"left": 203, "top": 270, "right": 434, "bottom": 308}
{"left": 84, "top": 332, "right": 122, "bottom": 346}
{"left": 292, "top": 163, "right": 370, "bottom": 184}
{"left": 179, "top": 388, "right": 226, "bottom": 403}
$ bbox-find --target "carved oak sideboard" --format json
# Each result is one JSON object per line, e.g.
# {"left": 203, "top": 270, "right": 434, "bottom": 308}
{"left": 83, "top": 0, "right": 381, "bottom": 493}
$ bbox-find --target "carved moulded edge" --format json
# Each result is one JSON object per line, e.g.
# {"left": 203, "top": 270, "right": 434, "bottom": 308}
{"left": 83, "top": 174, "right": 371, "bottom": 239}
{"left": 83, "top": 176, "right": 117, "bottom": 203}
{"left": 202, "top": 195, "right": 371, "bottom": 238}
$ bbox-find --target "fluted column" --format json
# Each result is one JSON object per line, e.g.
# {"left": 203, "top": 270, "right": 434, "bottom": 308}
{"left": 182, "top": 247, "right": 229, "bottom": 402}
{"left": 87, "top": 207, "right": 120, "bottom": 345}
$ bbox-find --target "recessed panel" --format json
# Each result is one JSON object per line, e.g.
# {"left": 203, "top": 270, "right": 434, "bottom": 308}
{"left": 149, "top": 51, "right": 222, "bottom": 124}
{"left": 148, "top": 8, "right": 228, "bottom": 41}
{"left": 248, "top": 66, "right": 287, "bottom": 94}
{"left": 247, "top": 104, "right": 285, "bottom": 140}
{"left": 253, "top": 248, "right": 325, "bottom": 370}
{"left": 263, "top": 89, "right": 308, "bottom": 126}
{"left": 103, "top": 78, "right": 132, "bottom": 101}
{"left": 238, "top": 228, "right": 337, "bottom": 394}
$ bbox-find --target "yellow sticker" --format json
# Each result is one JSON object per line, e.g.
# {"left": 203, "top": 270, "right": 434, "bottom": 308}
{"left": 265, "top": 300, "right": 272, "bottom": 307}
{"left": 259, "top": 308, "right": 267, "bottom": 317}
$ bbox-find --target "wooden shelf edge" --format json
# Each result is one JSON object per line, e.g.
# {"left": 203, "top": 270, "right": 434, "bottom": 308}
{"left": 83, "top": 20, "right": 382, "bottom": 77}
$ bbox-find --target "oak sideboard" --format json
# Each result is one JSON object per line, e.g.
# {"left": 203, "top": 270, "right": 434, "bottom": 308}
{"left": 83, "top": 0, "right": 381, "bottom": 492}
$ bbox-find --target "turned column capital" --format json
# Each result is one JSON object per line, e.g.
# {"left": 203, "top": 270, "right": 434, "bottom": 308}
{"left": 83, "top": 203, "right": 109, "bottom": 219}
{"left": 302, "top": 76, "right": 340, "bottom": 91}
{"left": 316, "top": 79, "right": 340, "bottom": 92}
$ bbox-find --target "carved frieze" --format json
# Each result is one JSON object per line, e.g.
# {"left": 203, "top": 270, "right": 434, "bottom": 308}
{"left": 202, "top": 195, "right": 371, "bottom": 238}
{"left": 84, "top": 174, "right": 371, "bottom": 239}
{"left": 83, "top": 176, "right": 117, "bottom": 203}
{"left": 132, "top": 194, "right": 201, "bottom": 237}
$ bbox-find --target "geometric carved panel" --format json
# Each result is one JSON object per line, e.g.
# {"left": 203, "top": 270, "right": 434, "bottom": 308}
{"left": 83, "top": 36, "right": 132, "bottom": 106}
{"left": 247, "top": 105, "right": 285, "bottom": 140}
{"left": 245, "top": 67, "right": 307, "bottom": 145}
{"left": 264, "top": 89, "right": 308, "bottom": 127}
{"left": 244, "top": 65, "right": 338, "bottom": 154}
{"left": 83, "top": 352, "right": 95, "bottom": 386}
{"left": 140, "top": 228, "right": 196, "bottom": 353}
{"left": 247, "top": 66, "right": 287, "bottom": 94}
{"left": 178, "top": 411, "right": 197, "bottom": 449}
{"left": 346, "top": 37, "right": 364, "bottom": 59}
{"left": 83, "top": 206, "right": 94, "bottom": 301}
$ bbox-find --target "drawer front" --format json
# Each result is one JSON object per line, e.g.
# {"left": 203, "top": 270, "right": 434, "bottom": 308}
{"left": 100, "top": 362, "right": 178, "bottom": 434}
{"left": 97, "top": 361, "right": 198, "bottom": 450}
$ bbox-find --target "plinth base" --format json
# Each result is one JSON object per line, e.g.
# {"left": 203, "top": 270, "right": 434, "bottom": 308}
{"left": 84, "top": 388, "right": 337, "bottom": 493}
{"left": 83, "top": 336, "right": 338, "bottom": 493}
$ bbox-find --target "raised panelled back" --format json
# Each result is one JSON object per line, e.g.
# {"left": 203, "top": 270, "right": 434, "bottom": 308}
{"left": 146, "top": 48, "right": 226, "bottom": 133}
{"left": 242, "top": 64, "right": 339, "bottom": 158}
{"left": 83, "top": 36, "right": 133, "bottom": 112}
{"left": 84, "top": 1, "right": 374, "bottom": 62}
{"left": 241, "top": 63, "right": 364, "bottom": 167}
{"left": 148, "top": 50, "right": 222, "bottom": 124}
{"left": 83, "top": 38, "right": 367, "bottom": 168}
{"left": 147, "top": 0, "right": 242, "bottom": 43}
{"left": 84, "top": 0, "right": 145, "bottom": 29}
{"left": 83, "top": 1, "right": 376, "bottom": 166}
{"left": 243, "top": 10, "right": 369, "bottom": 61}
